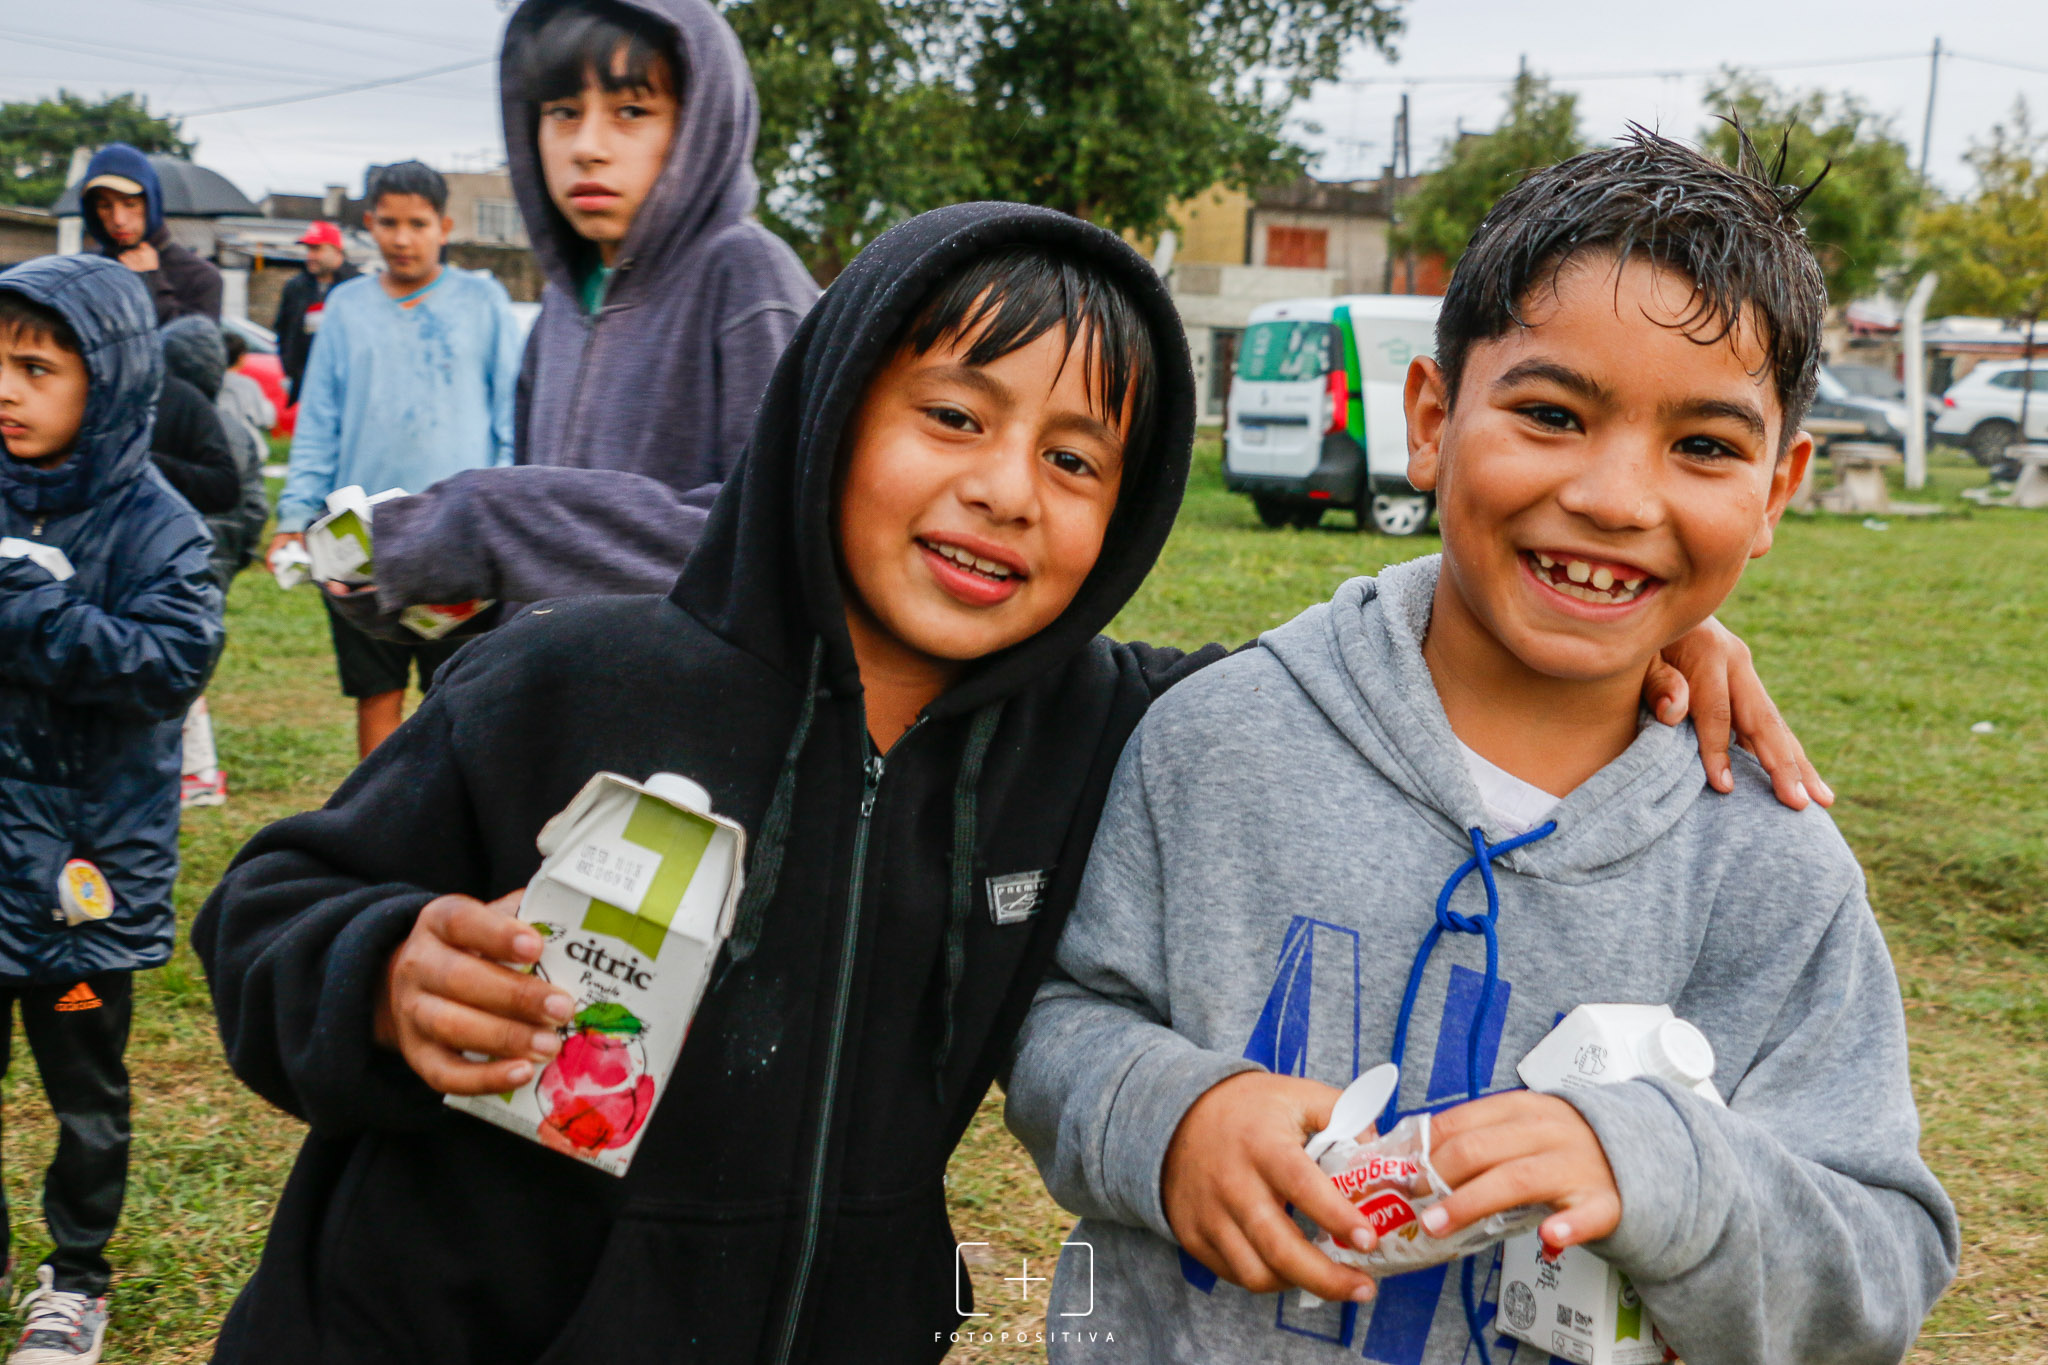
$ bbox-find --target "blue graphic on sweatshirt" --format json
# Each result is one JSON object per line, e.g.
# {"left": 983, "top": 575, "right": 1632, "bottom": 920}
{"left": 1180, "top": 916, "right": 1541, "bottom": 1363}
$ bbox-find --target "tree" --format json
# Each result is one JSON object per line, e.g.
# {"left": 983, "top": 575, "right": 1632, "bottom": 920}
{"left": 0, "top": 91, "right": 191, "bottom": 208}
{"left": 1913, "top": 101, "right": 2048, "bottom": 437}
{"left": 725, "top": 0, "right": 1405, "bottom": 279}
{"left": 728, "top": 0, "right": 987, "bottom": 280}
{"left": 1700, "top": 71, "right": 1919, "bottom": 304}
{"left": 1388, "top": 71, "right": 1588, "bottom": 271}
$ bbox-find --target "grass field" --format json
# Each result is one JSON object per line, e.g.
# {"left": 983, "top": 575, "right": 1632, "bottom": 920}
{"left": 2, "top": 443, "right": 2039, "bottom": 1361}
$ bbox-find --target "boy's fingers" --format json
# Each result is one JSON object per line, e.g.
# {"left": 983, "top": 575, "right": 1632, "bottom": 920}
{"left": 1419, "top": 1156, "right": 1554, "bottom": 1240}
{"left": 413, "top": 946, "right": 572, "bottom": 1028}
{"left": 1240, "top": 1203, "right": 1374, "bottom": 1303}
{"left": 432, "top": 894, "right": 545, "bottom": 965}
{"left": 1685, "top": 668, "right": 1737, "bottom": 794}
{"left": 1640, "top": 655, "right": 1688, "bottom": 727}
{"left": 404, "top": 1039, "right": 537, "bottom": 1097}
{"left": 1537, "top": 1191, "right": 1624, "bottom": 1251}
{"left": 1272, "top": 1149, "right": 1374, "bottom": 1248}
{"left": 407, "top": 991, "right": 561, "bottom": 1063}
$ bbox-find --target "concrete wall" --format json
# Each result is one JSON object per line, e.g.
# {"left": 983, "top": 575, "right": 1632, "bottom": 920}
{"left": 1247, "top": 210, "right": 1391, "bottom": 297}
{"left": 442, "top": 169, "right": 529, "bottom": 247}
{"left": 0, "top": 214, "right": 57, "bottom": 267}
{"left": 448, "top": 242, "right": 546, "bottom": 302}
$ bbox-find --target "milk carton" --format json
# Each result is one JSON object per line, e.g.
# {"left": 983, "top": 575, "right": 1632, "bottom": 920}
{"left": 445, "top": 771, "right": 745, "bottom": 1176}
{"left": 1496, "top": 1004, "right": 1722, "bottom": 1364}
{"left": 1494, "top": 1235, "right": 1665, "bottom": 1365}
{"left": 302, "top": 485, "right": 492, "bottom": 637}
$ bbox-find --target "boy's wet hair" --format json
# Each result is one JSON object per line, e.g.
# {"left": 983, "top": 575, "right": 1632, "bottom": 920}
{"left": 901, "top": 244, "right": 1159, "bottom": 489}
{"left": 222, "top": 328, "right": 247, "bottom": 367}
{"left": 367, "top": 160, "right": 449, "bottom": 216}
{"left": 0, "top": 290, "right": 81, "bottom": 357}
{"left": 510, "top": 1, "right": 678, "bottom": 106}
{"left": 1437, "top": 126, "right": 1828, "bottom": 447}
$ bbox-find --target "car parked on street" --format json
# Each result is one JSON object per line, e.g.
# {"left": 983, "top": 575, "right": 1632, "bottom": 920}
{"left": 1930, "top": 360, "right": 2048, "bottom": 463}
{"left": 1222, "top": 295, "right": 1440, "bottom": 535}
{"left": 1809, "top": 366, "right": 1913, "bottom": 450}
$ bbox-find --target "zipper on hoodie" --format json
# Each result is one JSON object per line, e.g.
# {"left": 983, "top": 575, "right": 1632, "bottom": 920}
{"left": 771, "top": 717, "right": 922, "bottom": 1365}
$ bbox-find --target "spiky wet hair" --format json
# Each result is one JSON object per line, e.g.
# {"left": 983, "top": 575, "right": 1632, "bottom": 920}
{"left": 1436, "top": 125, "right": 1829, "bottom": 447}
{"left": 900, "top": 244, "right": 1160, "bottom": 500}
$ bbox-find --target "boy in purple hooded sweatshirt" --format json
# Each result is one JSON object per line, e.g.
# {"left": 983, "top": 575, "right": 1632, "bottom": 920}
{"left": 359, "top": 0, "right": 818, "bottom": 615}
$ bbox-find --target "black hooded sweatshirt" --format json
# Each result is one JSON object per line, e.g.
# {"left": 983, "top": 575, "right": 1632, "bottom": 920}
{"left": 194, "top": 203, "right": 1224, "bottom": 1364}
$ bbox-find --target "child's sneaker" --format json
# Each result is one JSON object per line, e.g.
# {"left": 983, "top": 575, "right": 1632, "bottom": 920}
{"left": 180, "top": 769, "right": 227, "bottom": 809}
{"left": 8, "top": 1267, "right": 106, "bottom": 1364}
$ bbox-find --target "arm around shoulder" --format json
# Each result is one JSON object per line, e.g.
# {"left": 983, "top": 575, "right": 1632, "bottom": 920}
{"left": 1567, "top": 879, "right": 1958, "bottom": 1364}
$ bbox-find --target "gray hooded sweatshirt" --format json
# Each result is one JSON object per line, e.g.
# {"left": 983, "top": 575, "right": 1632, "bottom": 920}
{"left": 367, "top": 0, "right": 818, "bottom": 610}
{"left": 1006, "top": 556, "right": 1956, "bottom": 1365}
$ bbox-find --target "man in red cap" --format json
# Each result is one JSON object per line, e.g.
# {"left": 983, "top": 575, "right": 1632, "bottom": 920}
{"left": 271, "top": 221, "right": 359, "bottom": 403}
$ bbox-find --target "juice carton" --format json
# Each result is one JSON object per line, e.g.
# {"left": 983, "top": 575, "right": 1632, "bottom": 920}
{"left": 303, "top": 485, "right": 398, "bottom": 588}
{"left": 1496, "top": 1004, "right": 1722, "bottom": 1364}
{"left": 302, "top": 485, "right": 492, "bottom": 637}
{"left": 445, "top": 771, "right": 746, "bottom": 1176}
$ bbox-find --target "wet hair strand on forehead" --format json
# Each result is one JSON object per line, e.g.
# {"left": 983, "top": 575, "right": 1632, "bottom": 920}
{"left": 1436, "top": 124, "right": 1829, "bottom": 447}
{"left": 900, "top": 244, "right": 1159, "bottom": 477}
{"left": 0, "top": 290, "right": 81, "bottom": 358}
{"left": 511, "top": 1, "right": 677, "bottom": 106}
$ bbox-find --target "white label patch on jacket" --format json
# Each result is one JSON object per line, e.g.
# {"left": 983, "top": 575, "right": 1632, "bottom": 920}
{"left": 987, "top": 869, "right": 1052, "bottom": 926}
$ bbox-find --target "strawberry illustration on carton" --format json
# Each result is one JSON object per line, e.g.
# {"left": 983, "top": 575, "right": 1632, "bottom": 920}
{"left": 445, "top": 771, "right": 745, "bottom": 1175}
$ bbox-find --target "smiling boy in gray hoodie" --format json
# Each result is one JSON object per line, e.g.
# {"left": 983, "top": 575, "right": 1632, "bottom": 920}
{"left": 1006, "top": 131, "right": 1958, "bottom": 1365}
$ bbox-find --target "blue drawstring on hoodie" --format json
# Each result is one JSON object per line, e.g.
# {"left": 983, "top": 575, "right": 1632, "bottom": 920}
{"left": 1379, "top": 819, "right": 1557, "bottom": 1365}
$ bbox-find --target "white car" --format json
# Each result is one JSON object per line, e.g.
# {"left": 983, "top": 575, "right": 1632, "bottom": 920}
{"left": 1931, "top": 361, "right": 2048, "bottom": 463}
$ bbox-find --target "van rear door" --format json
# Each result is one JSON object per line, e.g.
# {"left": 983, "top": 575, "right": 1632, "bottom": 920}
{"left": 1226, "top": 320, "right": 1334, "bottom": 480}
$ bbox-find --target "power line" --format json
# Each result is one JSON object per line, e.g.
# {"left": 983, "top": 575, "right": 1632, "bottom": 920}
{"left": 0, "top": 56, "right": 493, "bottom": 140}
{"left": 1333, "top": 50, "right": 1934, "bottom": 90}
{"left": 177, "top": 57, "right": 495, "bottom": 118}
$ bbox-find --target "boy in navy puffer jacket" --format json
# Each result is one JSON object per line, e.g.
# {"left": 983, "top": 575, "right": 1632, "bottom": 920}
{"left": 0, "top": 254, "right": 223, "bottom": 1365}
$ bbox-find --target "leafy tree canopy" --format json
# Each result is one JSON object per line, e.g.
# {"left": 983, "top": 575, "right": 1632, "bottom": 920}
{"left": 1914, "top": 100, "right": 2048, "bottom": 326}
{"left": 1387, "top": 71, "right": 1588, "bottom": 270}
{"left": 0, "top": 91, "right": 191, "bottom": 208}
{"left": 725, "top": 0, "right": 1404, "bottom": 279}
{"left": 1700, "top": 71, "right": 1919, "bottom": 305}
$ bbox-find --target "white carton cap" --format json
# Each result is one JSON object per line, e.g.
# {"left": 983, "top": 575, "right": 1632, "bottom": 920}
{"left": 643, "top": 772, "right": 713, "bottom": 814}
{"left": 1638, "top": 1018, "right": 1716, "bottom": 1087}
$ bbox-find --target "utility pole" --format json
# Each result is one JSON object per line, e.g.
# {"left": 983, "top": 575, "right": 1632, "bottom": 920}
{"left": 1398, "top": 92, "right": 1415, "bottom": 293}
{"left": 1918, "top": 38, "right": 1942, "bottom": 183}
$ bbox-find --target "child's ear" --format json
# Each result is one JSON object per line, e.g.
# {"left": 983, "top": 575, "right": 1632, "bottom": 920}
{"left": 1751, "top": 427, "right": 1814, "bottom": 560}
{"left": 1405, "top": 356, "right": 1449, "bottom": 493}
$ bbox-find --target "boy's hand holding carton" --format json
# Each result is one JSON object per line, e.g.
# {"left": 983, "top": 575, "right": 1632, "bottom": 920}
{"left": 289, "top": 484, "right": 493, "bottom": 640}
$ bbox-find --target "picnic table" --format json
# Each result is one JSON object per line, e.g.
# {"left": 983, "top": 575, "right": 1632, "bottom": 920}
{"left": 1790, "top": 420, "right": 1893, "bottom": 514}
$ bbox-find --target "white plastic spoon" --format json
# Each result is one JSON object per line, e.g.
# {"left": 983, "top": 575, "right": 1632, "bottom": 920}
{"left": 1304, "top": 1062, "right": 1400, "bottom": 1163}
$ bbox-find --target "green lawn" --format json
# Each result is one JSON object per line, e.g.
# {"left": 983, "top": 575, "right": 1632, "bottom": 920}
{"left": 5, "top": 444, "right": 2038, "bottom": 1360}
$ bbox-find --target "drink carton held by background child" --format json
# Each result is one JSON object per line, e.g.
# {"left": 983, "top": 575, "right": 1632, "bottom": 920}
{"left": 1496, "top": 1003, "right": 1723, "bottom": 1364}
{"left": 445, "top": 771, "right": 746, "bottom": 1176}
{"left": 303, "top": 484, "right": 400, "bottom": 588}
{"left": 300, "top": 485, "right": 493, "bottom": 637}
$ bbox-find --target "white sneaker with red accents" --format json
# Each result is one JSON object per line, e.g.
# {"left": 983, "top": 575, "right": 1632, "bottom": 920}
{"left": 180, "top": 768, "right": 227, "bottom": 809}
{"left": 8, "top": 1266, "right": 105, "bottom": 1365}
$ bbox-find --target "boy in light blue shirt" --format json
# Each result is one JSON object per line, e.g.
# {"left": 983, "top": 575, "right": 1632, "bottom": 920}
{"left": 273, "top": 161, "right": 523, "bottom": 756}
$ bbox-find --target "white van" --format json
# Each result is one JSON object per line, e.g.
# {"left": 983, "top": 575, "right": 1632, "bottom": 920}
{"left": 1222, "top": 295, "right": 1440, "bottom": 535}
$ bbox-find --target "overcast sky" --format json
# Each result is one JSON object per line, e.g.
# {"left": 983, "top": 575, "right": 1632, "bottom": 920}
{"left": 4, "top": 0, "right": 2044, "bottom": 206}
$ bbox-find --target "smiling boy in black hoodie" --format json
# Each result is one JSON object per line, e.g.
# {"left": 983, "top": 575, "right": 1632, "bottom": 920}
{"left": 195, "top": 203, "right": 1819, "bottom": 1364}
